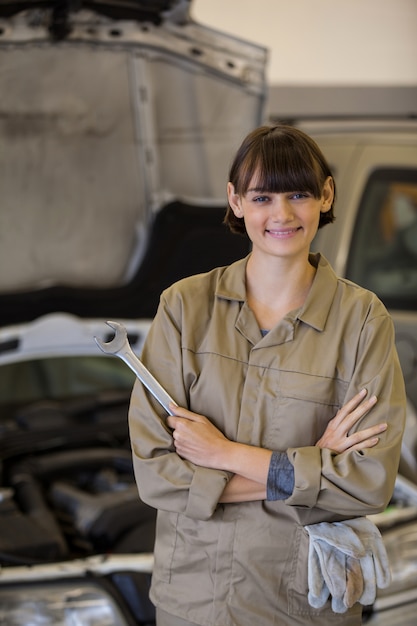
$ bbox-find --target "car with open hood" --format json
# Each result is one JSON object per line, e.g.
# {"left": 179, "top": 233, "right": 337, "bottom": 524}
{"left": 0, "top": 1, "right": 266, "bottom": 623}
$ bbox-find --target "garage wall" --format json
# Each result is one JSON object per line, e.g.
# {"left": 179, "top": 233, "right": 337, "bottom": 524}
{"left": 191, "top": 0, "right": 417, "bottom": 118}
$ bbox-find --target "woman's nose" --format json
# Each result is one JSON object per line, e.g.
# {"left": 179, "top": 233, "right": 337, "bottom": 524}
{"left": 270, "top": 197, "right": 293, "bottom": 221}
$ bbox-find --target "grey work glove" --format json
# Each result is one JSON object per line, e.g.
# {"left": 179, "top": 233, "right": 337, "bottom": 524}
{"left": 343, "top": 517, "right": 391, "bottom": 605}
{"left": 306, "top": 533, "right": 331, "bottom": 609}
{"left": 305, "top": 517, "right": 391, "bottom": 614}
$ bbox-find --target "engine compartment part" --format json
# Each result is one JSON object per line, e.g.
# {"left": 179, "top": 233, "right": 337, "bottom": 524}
{"left": 2, "top": 447, "right": 156, "bottom": 565}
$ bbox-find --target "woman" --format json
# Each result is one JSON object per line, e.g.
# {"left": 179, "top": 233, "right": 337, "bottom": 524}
{"left": 128, "top": 125, "right": 406, "bottom": 625}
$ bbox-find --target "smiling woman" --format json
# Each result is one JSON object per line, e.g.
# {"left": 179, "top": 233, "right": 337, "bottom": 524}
{"left": 224, "top": 126, "right": 335, "bottom": 328}
{"left": 128, "top": 124, "right": 406, "bottom": 626}
{"left": 224, "top": 124, "right": 336, "bottom": 234}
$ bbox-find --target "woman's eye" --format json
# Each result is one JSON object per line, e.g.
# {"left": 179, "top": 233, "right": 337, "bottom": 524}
{"left": 290, "top": 192, "right": 309, "bottom": 200}
{"left": 253, "top": 195, "right": 269, "bottom": 203}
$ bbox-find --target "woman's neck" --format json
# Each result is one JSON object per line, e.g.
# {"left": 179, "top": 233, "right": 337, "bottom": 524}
{"left": 245, "top": 253, "right": 316, "bottom": 330}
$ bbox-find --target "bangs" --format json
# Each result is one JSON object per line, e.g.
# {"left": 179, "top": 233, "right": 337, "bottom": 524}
{"left": 235, "top": 133, "right": 325, "bottom": 198}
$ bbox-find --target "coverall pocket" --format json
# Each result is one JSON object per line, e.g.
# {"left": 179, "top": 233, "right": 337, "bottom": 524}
{"left": 287, "top": 525, "right": 362, "bottom": 623}
{"left": 267, "top": 371, "right": 347, "bottom": 449}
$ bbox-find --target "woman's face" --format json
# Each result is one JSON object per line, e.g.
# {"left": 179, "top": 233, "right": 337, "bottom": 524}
{"left": 227, "top": 175, "right": 334, "bottom": 262}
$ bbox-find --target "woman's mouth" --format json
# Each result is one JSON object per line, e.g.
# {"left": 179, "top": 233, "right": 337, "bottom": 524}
{"left": 266, "top": 227, "right": 300, "bottom": 238}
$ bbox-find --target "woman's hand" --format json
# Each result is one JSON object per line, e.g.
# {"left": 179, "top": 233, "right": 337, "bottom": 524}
{"left": 167, "top": 406, "right": 232, "bottom": 469}
{"left": 315, "top": 388, "right": 387, "bottom": 453}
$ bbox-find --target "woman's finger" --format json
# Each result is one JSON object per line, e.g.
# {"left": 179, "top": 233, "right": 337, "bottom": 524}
{"left": 339, "top": 423, "right": 388, "bottom": 453}
{"left": 332, "top": 389, "right": 368, "bottom": 424}
{"left": 332, "top": 393, "right": 378, "bottom": 435}
{"left": 168, "top": 404, "right": 210, "bottom": 424}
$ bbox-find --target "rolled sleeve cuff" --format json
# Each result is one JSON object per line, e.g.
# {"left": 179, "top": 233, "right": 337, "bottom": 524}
{"left": 185, "top": 466, "right": 231, "bottom": 520}
{"left": 285, "top": 446, "right": 322, "bottom": 507}
{"left": 267, "top": 451, "right": 295, "bottom": 500}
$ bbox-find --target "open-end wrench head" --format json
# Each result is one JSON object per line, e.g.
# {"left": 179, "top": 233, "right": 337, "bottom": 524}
{"left": 94, "top": 320, "right": 128, "bottom": 354}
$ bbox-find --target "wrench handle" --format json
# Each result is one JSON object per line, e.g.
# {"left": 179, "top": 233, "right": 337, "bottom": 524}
{"left": 119, "top": 348, "right": 177, "bottom": 416}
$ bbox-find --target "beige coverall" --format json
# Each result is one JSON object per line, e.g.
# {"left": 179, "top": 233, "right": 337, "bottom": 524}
{"left": 128, "top": 253, "right": 406, "bottom": 626}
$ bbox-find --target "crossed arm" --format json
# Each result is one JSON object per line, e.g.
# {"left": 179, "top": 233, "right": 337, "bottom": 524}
{"left": 166, "top": 389, "right": 386, "bottom": 503}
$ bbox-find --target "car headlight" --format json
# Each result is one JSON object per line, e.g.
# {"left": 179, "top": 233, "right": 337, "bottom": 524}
{"left": 0, "top": 580, "right": 130, "bottom": 625}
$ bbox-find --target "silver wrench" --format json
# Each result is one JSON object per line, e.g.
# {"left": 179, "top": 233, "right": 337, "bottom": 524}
{"left": 94, "top": 321, "right": 177, "bottom": 415}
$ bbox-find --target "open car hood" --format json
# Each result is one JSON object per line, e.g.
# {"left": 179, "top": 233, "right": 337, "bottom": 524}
{"left": 0, "top": 0, "right": 192, "bottom": 25}
{"left": 0, "top": 0, "right": 267, "bottom": 325}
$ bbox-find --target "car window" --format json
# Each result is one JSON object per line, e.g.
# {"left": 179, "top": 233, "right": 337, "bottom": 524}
{"left": 346, "top": 168, "right": 417, "bottom": 310}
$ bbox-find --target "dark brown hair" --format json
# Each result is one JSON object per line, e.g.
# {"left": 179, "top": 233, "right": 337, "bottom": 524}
{"left": 224, "top": 124, "right": 336, "bottom": 235}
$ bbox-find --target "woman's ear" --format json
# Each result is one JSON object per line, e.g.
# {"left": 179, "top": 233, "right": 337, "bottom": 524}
{"left": 321, "top": 176, "right": 334, "bottom": 213}
{"left": 227, "top": 182, "right": 244, "bottom": 218}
